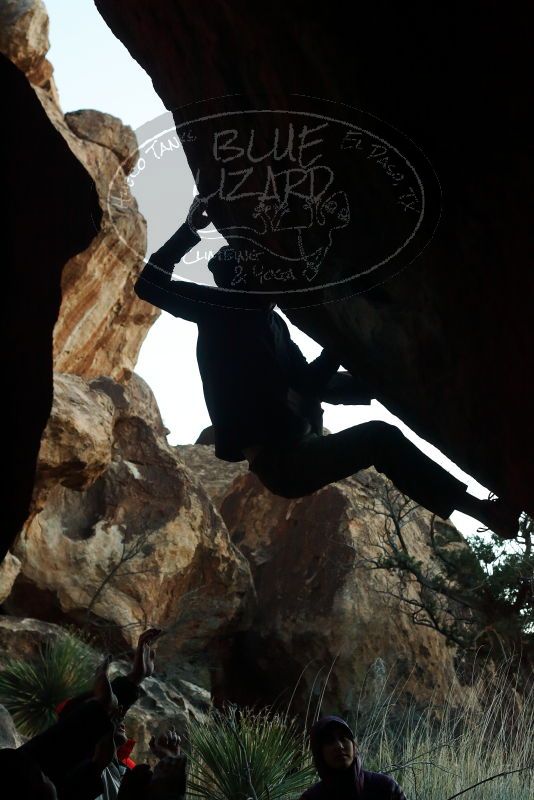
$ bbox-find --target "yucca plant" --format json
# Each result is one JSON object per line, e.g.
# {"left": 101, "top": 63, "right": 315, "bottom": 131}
{"left": 0, "top": 628, "right": 98, "bottom": 737}
{"left": 185, "top": 704, "right": 316, "bottom": 800}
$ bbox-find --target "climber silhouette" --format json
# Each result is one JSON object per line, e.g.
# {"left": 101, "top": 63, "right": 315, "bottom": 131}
{"left": 134, "top": 197, "right": 519, "bottom": 539}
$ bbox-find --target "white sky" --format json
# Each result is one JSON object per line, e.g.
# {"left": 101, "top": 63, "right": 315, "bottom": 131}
{"left": 45, "top": 0, "right": 490, "bottom": 537}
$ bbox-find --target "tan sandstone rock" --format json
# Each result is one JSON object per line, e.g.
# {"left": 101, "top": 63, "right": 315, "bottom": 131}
{"left": 35, "top": 372, "right": 115, "bottom": 494}
{"left": 65, "top": 110, "right": 139, "bottom": 176}
{"left": 0, "top": 0, "right": 55, "bottom": 91}
{"left": 0, "top": 0, "right": 157, "bottom": 384}
{"left": 9, "top": 374, "right": 254, "bottom": 667}
{"left": 174, "top": 443, "right": 248, "bottom": 507}
{"left": 120, "top": 671, "right": 209, "bottom": 762}
{"left": 35, "top": 88, "right": 156, "bottom": 382}
{"left": 0, "top": 554, "right": 22, "bottom": 604}
{"left": 0, "top": 616, "right": 68, "bottom": 669}
{"left": 177, "top": 443, "right": 471, "bottom": 715}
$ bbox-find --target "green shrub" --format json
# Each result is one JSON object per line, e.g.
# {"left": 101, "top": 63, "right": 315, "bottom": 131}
{"left": 0, "top": 628, "right": 97, "bottom": 737}
{"left": 185, "top": 704, "right": 316, "bottom": 800}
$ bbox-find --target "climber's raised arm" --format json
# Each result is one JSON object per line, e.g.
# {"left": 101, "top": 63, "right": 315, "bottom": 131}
{"left": 134, "top": 198, "right": 222, "bottom": 322}
{"left": 148, "top": 222, "right": 202, "bottom": 271}
{"left": 134, "top": 198, "right": 267, "bottom": 322}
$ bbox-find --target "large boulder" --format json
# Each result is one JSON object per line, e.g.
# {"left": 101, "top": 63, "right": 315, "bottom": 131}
{"left": 34, "top": 372, "right": 115, "bottom": 492}
{"left": 65, "top": 109, "right": 139, "bottom": 176}
{"left": 178, "top": 443, "right": 472, "bottom": 714}
{"left": 222, "top": 470, "right": 471, "bottom": 714}
{"left": 0, "top": 0, "right": 55, "bottom": 90}
{"left": 7, "top": 374, "right": 254, "bottom": 669}
{"left": 0, "top": 617, "right": 68, "bottom": 669}
{"left": 0, "top": 554, "right": 21, "bottom": 605}
{"left": 46, "top": 98, "right": 156, "bottom": 382}
{"left": 94, "top": 0, "right": 533, "bottom": 514}
{"left": 123, "top": 672, "right": 210, "bottom": 762}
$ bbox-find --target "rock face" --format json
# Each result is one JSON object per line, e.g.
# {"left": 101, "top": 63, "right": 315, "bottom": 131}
{"left": 0, "top": 0, "right": 158, "bottom": 558}
{"left": 0, "top": 554, "right": 22, "bottom": 605}
{"left": 65, "top": 110, "right": 139, "bottom": 176}
{"left": 176, "top": 444, "right": 470, "bottom": 714}
{"left": 0, "top": 616, "right": 69, "bottom": 669}
{"left": 94, "top": 0, "right": 533, "bottom": 515}
{"left": 48, "top": 101, "right": 156, "bottom": 382}
{"left": 7, "top": 374, "right": 254, "bottom": 669}
{"left": 124, "top": 672, "right": 209, "bottom": 762}
{"left": 174, "top": 443, "right": 248, "bottom": 507}
{"left": 35, "top": 373, "right": 116, "bottom": 492}
{"left": 0, "top": 0, "right": 55, "bottom": 91}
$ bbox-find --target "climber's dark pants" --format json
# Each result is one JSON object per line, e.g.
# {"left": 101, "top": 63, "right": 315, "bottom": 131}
{"left": 248, "top": 421, "right": 468, "bottom": 519}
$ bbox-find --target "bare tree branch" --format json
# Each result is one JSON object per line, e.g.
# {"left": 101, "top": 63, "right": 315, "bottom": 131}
{"left": 445, "top": 765, "right": 534, "bottom": 799}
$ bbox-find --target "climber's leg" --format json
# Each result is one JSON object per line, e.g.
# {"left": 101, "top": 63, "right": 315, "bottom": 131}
{"left": 249, "top": 421, "right": 468, "bottom": 519}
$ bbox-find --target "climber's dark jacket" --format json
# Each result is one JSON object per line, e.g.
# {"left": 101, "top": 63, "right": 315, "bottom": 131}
{"left": 301, "top": 771, "right": 407, "bottom": 800}
{"left": 18, "top": 698, "right": 112, "bottom": 791}
{"left": 134, "top": 224, "right": 370, "bottom": 462}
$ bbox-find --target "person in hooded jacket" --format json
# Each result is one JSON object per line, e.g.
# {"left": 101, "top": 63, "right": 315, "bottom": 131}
{"left": 53, "top": 628, "right": 163, "bottom": 800}
{"left": 17, "top": 655, "right": 119, "bottom": 789}
{"left": 301, "top": 716, "right": 407, "bottom": 799}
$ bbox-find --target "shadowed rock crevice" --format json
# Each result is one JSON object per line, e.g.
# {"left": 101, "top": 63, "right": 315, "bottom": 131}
{"left": 44, "top": 482, "right": 108, "bottom": 542}
{"left": 2, "top": 51, "right": 102, "bottom": 560}
{"left": 1, "top": 0, "right": 159, "bottom": 558}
